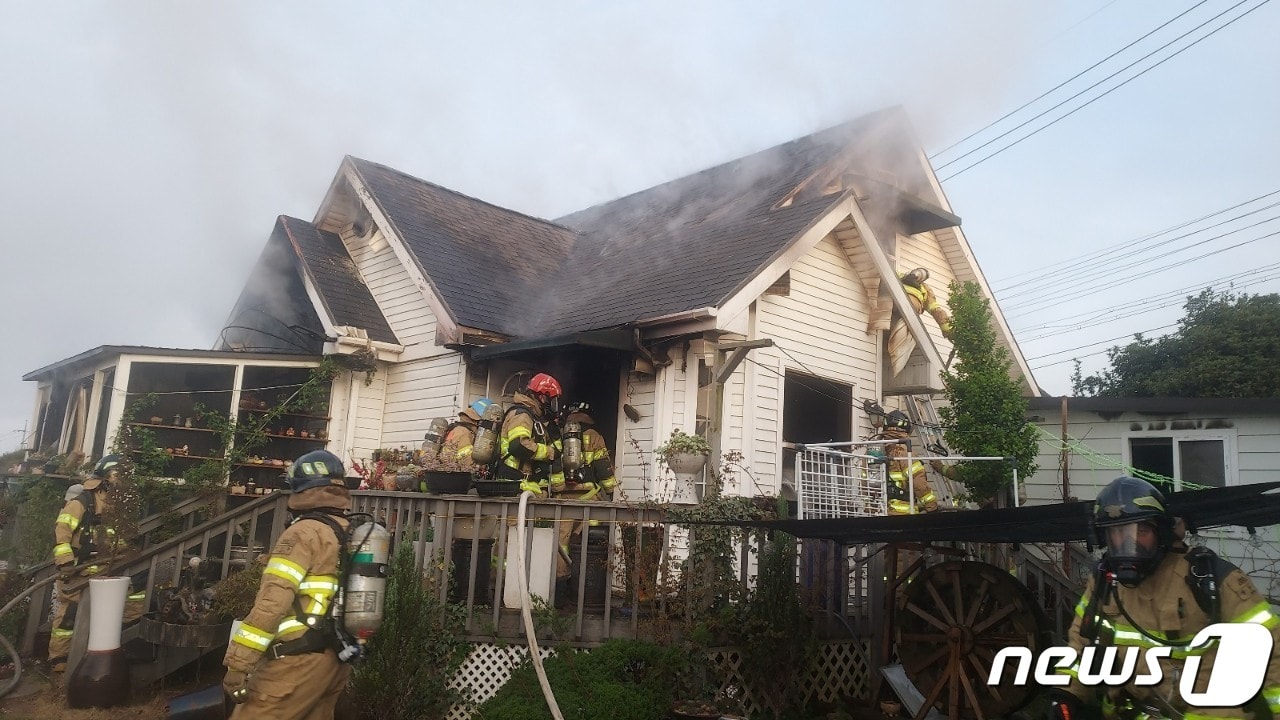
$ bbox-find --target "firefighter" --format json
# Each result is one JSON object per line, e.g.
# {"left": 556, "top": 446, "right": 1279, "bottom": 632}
{"left": 552, "top": 405, "right": 618, "bottom": 591}
{"left": 496, "top": 373, "right": 564, "bottom": 496}
{"left": 222, "top": 450, "right": 352, "bottom": 719}
{"left": 47, "top": 455, "right": 146, "bottom": 672}
{"left": 899, "top": 268, "right": 953, "bottom": 339}
{"left": 437, "top": 397, "right": 494, "bottom": 472}
{"left": 878, "top": 411, "right": 938, "bottom": 514}
{"left": 1049, "top": 476, "right": 1280, "bottom": 720}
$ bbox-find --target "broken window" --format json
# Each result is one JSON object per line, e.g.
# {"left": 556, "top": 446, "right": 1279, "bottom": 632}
{"left": 1127, "top": 432, "right": 1231, "bottom": 490}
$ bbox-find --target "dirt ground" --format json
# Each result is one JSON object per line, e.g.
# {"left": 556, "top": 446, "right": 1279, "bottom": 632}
{"left": 0, "top": 661, "right": 217, "bottom": 720}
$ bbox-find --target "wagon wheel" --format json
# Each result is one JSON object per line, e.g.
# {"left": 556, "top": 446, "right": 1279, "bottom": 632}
{"left": 896, "top": 561, "right": 1048, "bottom": 720}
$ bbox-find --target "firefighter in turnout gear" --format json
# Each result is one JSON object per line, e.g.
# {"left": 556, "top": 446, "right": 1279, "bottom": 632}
{"left": 552, "top": 405, "right": 618, "bottom": 586}
{"left": 496, "top": 373, "right": 565, "bottom": 495}
{"left": 899, "top": 268, "right": 953, "bottom": 339}
{"left": 878, "top": 411, "right": 938, "bottom": 514}
{"left": 47, "top": 454, "right": 146, "bottom": 672}
{"left": 437, "top": 398, "right": 494, "bottom": 473}
{"left": 222, "top": 450, "right": 352, "bottom": 718}
{"left": 1049, "top": 476, "right": 1280, "bottom": 720}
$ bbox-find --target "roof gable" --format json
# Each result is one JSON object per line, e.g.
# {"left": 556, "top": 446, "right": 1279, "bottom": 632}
{"left": 276, "top": 216, "right": 398, "bottom": 345}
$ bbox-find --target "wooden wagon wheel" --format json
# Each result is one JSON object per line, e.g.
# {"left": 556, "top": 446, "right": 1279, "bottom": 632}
{"left": 896, "top": 560, "right": 1049, "bottom": 720}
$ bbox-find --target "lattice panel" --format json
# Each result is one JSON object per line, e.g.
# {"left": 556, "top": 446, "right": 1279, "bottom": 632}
{"left": 448, "top": 639, "right": 869, "bottom": 719}
{"left": 797, "top": 446, "right": 887, "bottom": 519}
{"left": 447, "top": 642, "right": 559, "bottom": 720}
{"left": 707, "top": 640, "right": 872, "bottom": 719}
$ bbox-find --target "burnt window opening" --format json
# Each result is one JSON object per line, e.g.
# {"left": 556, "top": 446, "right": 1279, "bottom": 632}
{"left": 783, "top": 372, "right": 852, "bottom": 445}
{"left": 1128, "top": 435, "right": 1229, "bottom": 490}
{"left": 91, "top": 368, "right": 116, "bottom": 460}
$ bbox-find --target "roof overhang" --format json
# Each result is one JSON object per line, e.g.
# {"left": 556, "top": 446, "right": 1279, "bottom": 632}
{"left": 469, "top": 328, "right": 636, "bottom": 362}
{"left": 24, "top": 346, "right": 322, "bottom": 382}
{"left": 1027, "top": 396, "right": 1280, "bottom": 415}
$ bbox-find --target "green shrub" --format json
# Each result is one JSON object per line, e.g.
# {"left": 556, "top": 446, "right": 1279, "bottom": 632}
{"left": 350, "top": 541, "right": 469, "bottom": 720}
{"left": 476, "top": 639, "right": 684, "bottom": 720}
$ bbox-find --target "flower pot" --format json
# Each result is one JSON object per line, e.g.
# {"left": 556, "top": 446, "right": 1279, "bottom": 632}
{"left": 394, "top": 472, "right": 418, "bottom": 492}
{"left": 423, "top": 471, "right": 471, "bottom": 494}
{"left": 666, "top": 451, "right": 708, "bottom": 475}
{"left": 473, "top": 479, "right": 522, "bottom": 497}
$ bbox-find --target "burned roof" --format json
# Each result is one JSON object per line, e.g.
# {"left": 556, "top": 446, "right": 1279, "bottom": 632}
{"left": 342, "top": 107, "right": 935, "bottom": 339}
{"left": 348, "top": 158, "right": 579, "bottom": 337}
{"left": 276, "top": 216, "right": 398, "bottom": 345}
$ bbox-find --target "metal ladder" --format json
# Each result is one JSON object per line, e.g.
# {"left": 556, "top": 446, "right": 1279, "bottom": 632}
{"left": 903, "top": 395, "right": 967, "bottom": 507}
{"left": 903, "top": 395, "right": 948, "bottom": 457}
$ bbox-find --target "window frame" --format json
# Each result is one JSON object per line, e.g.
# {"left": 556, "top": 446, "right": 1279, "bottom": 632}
{"left": 1120, "top": 428, "right": 1238, "bottom": 491}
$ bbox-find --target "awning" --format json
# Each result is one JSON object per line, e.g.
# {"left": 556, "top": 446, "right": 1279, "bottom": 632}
{"left": 469, "top": 327, "right": 636, "bottom": 361}
{"left": 684, "top": 482, "right": 1280, "bottom": 546}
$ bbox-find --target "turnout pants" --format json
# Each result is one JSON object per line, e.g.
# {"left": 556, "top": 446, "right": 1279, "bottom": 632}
{"left": 230, "top": 648, "right": 350, "bottom": 720}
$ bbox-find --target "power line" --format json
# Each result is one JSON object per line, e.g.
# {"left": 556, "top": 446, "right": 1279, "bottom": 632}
{"left": 1000, "top": 205, "right": 1280, "bottom": 302}
{"left": 1017, "top": 262, "right": 1280, "bottom": 341}
{"left": 1026, "top": 323, "right": 1180, "bottom": 362}
{"left": 988, "top": 190, "right": 1280, "bottom": 292}
{"left": 929, "top": 0, "right": 1209, "bottom": 160}
{"left": 940, "top": 0, "right": 1273, "bottom": 181}
{"left": 1004, "top": 226, "right": 1280, "bottom": 318}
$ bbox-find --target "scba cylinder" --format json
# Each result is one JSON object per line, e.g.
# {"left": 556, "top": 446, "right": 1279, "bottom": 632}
{"left": 470, "top": 402, "right": 505, "bottom": 465}
{"left": 562, "top": 421, "right": 583, "bottom": 473}
{"left": 344, "top": 521, "right": 390, "bottom": 641}
{"left": 420, "top": 417, "right": 450, "bottom": 458}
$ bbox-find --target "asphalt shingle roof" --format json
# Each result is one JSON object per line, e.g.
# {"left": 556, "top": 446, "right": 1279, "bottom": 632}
{"left": 344, "top": 107, "right": 927, "bottom": 340}
{"left": 276, "top": 216, "right": 398, "bottom": 345}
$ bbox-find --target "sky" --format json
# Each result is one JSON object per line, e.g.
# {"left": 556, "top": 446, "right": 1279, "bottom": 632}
{"left": 2, "top": 0, "right": 1278, "bottom": 454}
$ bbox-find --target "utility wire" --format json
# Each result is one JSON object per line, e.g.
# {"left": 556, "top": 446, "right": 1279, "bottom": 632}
{"left": 1025, "top": 323, "right": 1180, "bottom": 361}
{"left": 997, "top": 200, "right": 1280, "bottom": 298}
{"left": 940, "top": 0, "right": 1273, "bottom": 181}
{"left": 1004, "top": 226, "right": 1280, "bottom": 318}
{"left": 992, "top": 189, "right": 1280, "bottom": 291}
{"left": 929, "top": 0, "right": 1209, "bottom": 160}
{"left": 1017, "top": 263, "right": 1280, "bottom": 341}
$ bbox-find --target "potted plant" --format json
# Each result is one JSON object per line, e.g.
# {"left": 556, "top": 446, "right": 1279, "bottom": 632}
{"left": 656, "top": 429, "right": 711, "bottom": 475}
{"left": 419, "top": 439, "right": 472, "bottom": 494}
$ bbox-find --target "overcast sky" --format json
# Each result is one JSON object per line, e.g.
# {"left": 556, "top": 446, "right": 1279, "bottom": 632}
{"left": 3, "top": 1, "right": 1278, "bottom": 454}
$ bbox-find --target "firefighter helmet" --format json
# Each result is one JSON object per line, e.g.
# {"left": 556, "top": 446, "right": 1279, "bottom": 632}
{"left": 287, "top": 450, "right": 347, "bottom": 494}
{"left": 526, "top": 373, "right": 563, "bottom": 415}
{"left": 885, "top": 410, "right": 911, "bottom": 433}
{"left": 84, "top": 454, "right": 122, "bottom": 490}
{"left": 462, "top": 397, "right": 494, "bottom": 423}
{"left": 1093, "top": 476, "right": 1175, "bottom": 585}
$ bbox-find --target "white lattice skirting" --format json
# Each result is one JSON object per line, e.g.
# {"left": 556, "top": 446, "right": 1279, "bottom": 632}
{"left": 447, "top": 638, "right": 871, "bottom": 720}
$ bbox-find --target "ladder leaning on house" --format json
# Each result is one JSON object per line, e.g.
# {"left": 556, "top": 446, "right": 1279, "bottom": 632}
{"left": 902, "top": 394, "right": 968, "bottom": 507}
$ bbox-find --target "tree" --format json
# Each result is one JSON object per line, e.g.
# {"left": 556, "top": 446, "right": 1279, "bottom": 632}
{"left": 938, "top": 281, "right": 1039, "bottom": 504}
{"left": 1072, "top": 289, "right": 1280, "bottom": 397}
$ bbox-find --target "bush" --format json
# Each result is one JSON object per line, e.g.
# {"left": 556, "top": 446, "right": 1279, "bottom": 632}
{"left": 475, "top": 639, "right": 685, "bottom": 720}
{"left": 350, "top": 541, "right": 469, "bottom": 719}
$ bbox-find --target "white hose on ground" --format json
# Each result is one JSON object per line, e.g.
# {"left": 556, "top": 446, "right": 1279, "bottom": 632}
{"left": 515, "top": 490, "right": 564, "bottom": 720}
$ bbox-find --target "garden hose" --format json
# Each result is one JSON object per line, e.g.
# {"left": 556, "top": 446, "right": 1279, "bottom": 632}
{"left": 0, "top": 573, "right": 59, "bottom": 697}
{"left": 515, "top": 490, "right": 564, "bottom": 720}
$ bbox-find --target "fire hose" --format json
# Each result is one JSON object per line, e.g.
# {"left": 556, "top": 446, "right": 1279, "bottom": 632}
{"left": 0, "top": 573, "right": 58, "bottom": 697}
{"left": 515, "top": 490, "right": 565, "bottom": 720}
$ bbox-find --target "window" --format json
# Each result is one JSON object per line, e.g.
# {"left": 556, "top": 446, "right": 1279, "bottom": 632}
{"left": 1124, "top": 431, "right": 1234, "bottom": 490}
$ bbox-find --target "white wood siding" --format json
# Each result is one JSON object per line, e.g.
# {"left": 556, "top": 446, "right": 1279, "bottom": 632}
{"left": 341, "top": 227, "right": 437, "bottom": 349}
{"left": 895, "top": 231, "right": 956, "bottom": 359}
{"left": 350, "top": 367, "right": 387, "bottom": 464}
{"left": 617, "top": 372, "right": 657, "bottom": 500}
{"left": 749, "top": 233, "right": 877, "bottom": 492}
{"left": 381, "top": 354, "right": 466, "bottom": 449}
{"left": 1026, "top": 411, "right": 1280, "bottom": 505}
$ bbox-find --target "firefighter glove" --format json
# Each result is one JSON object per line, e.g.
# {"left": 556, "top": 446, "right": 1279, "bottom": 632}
{"left": 223, "top": 669, "right": 250, "bottom": 703}
{"left": 57, "top": 563, "right": 74, "bottom": 582}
